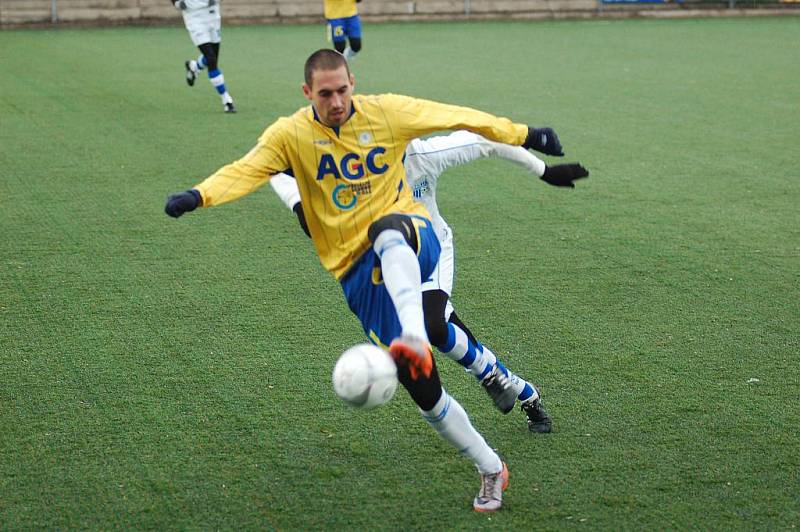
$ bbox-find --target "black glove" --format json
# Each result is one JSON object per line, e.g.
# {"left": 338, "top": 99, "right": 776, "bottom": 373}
{"left": 540, "top": 164, "right": 589, "bottom": 188}
{"left": 523, "top": 127, "right": 564, "bottom": 157}
{"left": 293, "top": 203, "right": 311, "bottom": 238}
{"left": 165, "top": 189, "right": 202, "bottom": 218}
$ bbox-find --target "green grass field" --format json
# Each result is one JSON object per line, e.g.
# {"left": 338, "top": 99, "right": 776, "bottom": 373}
{"left": 1, "top": 16, "right": 799, "bottom": 529}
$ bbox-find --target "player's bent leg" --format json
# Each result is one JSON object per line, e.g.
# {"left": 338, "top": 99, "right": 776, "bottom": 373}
{"left": 333, "top": 39, "right": 347, "bottom": 54}
{"left": 439, "top": 312, "right": 515, "bottom": 414}
{"left": 349, "top": 37, "right": 362, "bottom": 53}
{"left": 196, "top": 42, "right": 234, "bottom": 112}
{"left": 370, "top": 215, "right": 432, "bottom": 378}
{"left": 368, "top": 215, "right": 422, "bottom": 336}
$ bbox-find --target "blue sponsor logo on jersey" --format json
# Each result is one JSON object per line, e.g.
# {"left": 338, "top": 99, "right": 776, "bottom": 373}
{"left": 316, "top": 147, "right": 389, "bottom": 181}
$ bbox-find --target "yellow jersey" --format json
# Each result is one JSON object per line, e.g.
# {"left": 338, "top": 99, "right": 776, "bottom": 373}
{"left": 193, "top": 93, "right": 528, "bottom": 279}
{"left": 324, "top": 0, "right": 357, "bottom": 19}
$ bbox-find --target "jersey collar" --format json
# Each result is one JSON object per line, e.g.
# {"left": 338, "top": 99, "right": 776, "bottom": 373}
{"left": 310, "top": 102, "right": 357, "bottom": 137}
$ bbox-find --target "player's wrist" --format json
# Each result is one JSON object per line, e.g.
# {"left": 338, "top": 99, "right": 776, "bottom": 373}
{"left": 189, "top": 188, "right": 203, "bottom": 207}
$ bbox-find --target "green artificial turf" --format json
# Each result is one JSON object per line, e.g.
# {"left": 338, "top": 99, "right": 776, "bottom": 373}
{"left": 1, "top": 17, "right": 798, "bottom": 529}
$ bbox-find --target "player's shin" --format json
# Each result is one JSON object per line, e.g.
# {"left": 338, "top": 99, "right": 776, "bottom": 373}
{"left": 442, "top": 322, "right": 494, "bottom": 379}
{"left": 421, "top": 390, "right": 503, "bottom": 475}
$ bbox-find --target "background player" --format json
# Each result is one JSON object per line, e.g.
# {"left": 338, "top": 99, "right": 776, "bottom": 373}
{"left": 164, "top": 49, "right": 567, "bottom": 511}
{"left": 173, "top": 0, "right": 235, "bottom": 113}
{"left": 324, "top": 0, "right": 362, "bottom": 61}
{"left": 269, "top": 130, "right": 588, "bottom": 433}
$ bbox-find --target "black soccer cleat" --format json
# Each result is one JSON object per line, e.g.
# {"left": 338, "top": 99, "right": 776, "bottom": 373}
{"left": 224, "top": 101, "right": 236, "bottom": 113}
{"left": 521, "top": 397, "right": 552, "bottom": 433}
{"left": 480, "top": 366, "right": 517, "bottom": 414}
{"left": 184, "top": 60, "right": 196, "bottom": 87}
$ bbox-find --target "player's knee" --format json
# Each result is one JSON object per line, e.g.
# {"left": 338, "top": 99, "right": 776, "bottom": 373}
{"left": 349, "top": 38, "right": 362, "bottom": 53}
{"left": 333, "top": 40, "right": 347, "bottom": 53}
{"left": 425, "top": 314, "right": 449, "bottom": 350}
{"left": 368, "top": 214, "right": 415, "bottom": 248}
{"left": 198, "top": 43, "right": 218, "bottom": 70}
{"left": 398, "top": 363, "right": 443, "bottom": 411}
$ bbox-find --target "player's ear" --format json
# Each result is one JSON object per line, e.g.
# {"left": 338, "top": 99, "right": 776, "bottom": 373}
{"left": 302, "top": 83, "right": 312, "bottom": 100}
{"left": 349, "top": 73, "right": 355, "bottom": 89}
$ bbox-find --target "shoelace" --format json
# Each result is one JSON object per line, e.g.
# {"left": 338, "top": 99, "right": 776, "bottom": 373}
{"left": 479, "top": 470, "right": 502, "bottom": 500}
{"left": 485, "top": 368, "right": 511, "bottom": 392}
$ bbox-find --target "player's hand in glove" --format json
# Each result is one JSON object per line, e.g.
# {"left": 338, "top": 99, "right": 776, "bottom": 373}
{"left": 541, "top": 163, "right": 589, "bottom": 188}
{"left": 523, "top": 127, "right": 564, "bottom": 157}
{"left": 165, "top": 189, "right": 202, "bottom": 218}
{"left": 293, "top": 203, "right": 311, "bottom": 238}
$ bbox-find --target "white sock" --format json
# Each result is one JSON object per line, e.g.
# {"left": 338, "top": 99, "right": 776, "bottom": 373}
{"left": 373, "top": 229, "right": 427, "bottom": 341}
{"left": 421, "top": 391, "right": 503, "bottom": 475}
{"left": 343, "top": 47, "right": 357, "bottom": 61}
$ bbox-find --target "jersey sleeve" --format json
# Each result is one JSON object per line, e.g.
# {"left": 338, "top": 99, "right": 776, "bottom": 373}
{"left": 385, "top": 94, "right": 529, "bottom": 147}
{"left": 406, "top": 130, "right": 545, "bottom": 178}
{"left": 268, "top": 173, "right": 302, "bottom": 211}
{"left": 193, "top": 119, "right": 292, "bottom": 207}
{"left": 480, "top": 137, "right": 546, "bottom": 177}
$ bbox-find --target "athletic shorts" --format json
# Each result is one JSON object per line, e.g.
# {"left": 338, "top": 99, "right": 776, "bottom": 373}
{"left": 340, "top": 215, "right": 441, "bottom": 349}
{"left": 421, "top": 227, "right": 455, "bottom": 320}
{"left": 182, "top": 6, "right": 221, "bottom": 46}
{"left": 327, "top": 14, "right": 362, "bottom": 43}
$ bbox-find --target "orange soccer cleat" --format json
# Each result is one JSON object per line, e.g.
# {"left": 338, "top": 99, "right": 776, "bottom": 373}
{"left": 389, "top": 335, "right": 433, "bottom": 380}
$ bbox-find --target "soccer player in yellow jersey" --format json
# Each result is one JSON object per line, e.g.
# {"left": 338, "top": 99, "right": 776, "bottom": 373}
{"left": 324, "top": 0, "right": 362, "bottom": 60}
{"left": 165, "top": 49, "right": 571, "bottom": 512}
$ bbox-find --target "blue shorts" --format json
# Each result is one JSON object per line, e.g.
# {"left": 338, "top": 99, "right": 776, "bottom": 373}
{"left": 340, "top": 215, "right": 440, "bottom": 349}
{"left": 328, "top": 14, "right": 362, "bottom": 42}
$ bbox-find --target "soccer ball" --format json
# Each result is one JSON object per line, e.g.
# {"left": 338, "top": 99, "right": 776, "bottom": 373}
{"left": 332, "top": 343, "right": 398, "bottom": 409}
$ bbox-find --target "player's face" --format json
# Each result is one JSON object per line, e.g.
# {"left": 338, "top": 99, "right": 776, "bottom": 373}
{"left": 303, "top": 66, "right": 355, "bottom": 128}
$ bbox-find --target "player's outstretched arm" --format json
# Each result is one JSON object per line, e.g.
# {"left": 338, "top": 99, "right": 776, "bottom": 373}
{"left": 165, "top": 189, "right": 202, "bottom": 218}
{"left": 482, "top": 137, "right": 589, "bottom": 188}
{"left": 540, "top": 164, "right": 589, "bottom": 188}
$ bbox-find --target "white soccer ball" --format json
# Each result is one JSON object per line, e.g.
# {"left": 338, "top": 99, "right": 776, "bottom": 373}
{"left": 332, "top": 343, "right": 398, "bottom": 409}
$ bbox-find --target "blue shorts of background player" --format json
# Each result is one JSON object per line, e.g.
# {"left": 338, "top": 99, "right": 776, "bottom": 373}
{"left": 341, "top": 214, "right": 440, "bottom": 349}
{"left": 328, "top": 14, "right": 362, "bottom": 60}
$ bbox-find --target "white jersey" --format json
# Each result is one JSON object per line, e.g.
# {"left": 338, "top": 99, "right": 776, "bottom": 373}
{"left": 402, "top": 130, "right": 545, "bottom": 241}
{"left": 181, "top": 0, "right": 216, "bottom": 10}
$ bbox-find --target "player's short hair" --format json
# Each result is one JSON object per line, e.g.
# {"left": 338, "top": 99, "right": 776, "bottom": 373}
{"left": 304, "top": 49, "right": 351, "bottom": 87}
